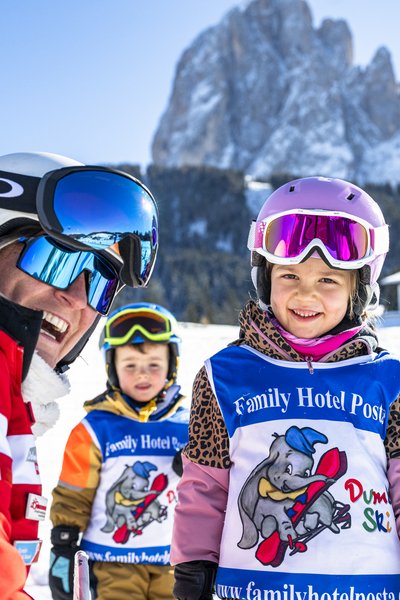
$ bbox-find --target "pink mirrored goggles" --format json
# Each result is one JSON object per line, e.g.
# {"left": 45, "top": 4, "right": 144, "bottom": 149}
{"left": 248, "top": 209, "right": 389, "bottom": 269}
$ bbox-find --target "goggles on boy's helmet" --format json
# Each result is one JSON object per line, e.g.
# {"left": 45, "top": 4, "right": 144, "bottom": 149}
{"left": 103, "top": 305, "right": 179, "bottom": 347}
{"left": 248, "top": 208, "right": 389, "bottom": 270}
{"left": 100, "top": 303, "right": 181, "bottom": 387}
{"left": 0, "top": 163, "right": 158, "bottom": 288}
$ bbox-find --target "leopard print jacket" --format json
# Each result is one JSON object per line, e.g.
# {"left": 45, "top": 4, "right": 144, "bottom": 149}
{"left": 183, "top": 300, "right": 400, "bottom": 469}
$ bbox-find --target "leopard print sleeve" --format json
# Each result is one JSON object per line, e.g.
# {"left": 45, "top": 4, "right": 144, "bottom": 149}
{"left": 183, "top": 366, "right": 231, "bottom": 469}
{"left": 385, "top": 394, "right": 400, "bottom": 459}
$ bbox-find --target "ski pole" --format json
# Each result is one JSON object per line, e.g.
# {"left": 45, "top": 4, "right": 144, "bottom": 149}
{"left": 73, "top": 550, "right": 91, "bottom": 600}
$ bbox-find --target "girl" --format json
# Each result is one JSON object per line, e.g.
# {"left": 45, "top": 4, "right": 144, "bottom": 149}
{"left": 171, "top": 177, "right": 400, "bottom": 600}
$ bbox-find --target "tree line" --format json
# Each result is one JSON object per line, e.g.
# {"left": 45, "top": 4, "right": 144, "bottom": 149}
{"left": 108, "top": 164, "right": 400, "bottom": 322}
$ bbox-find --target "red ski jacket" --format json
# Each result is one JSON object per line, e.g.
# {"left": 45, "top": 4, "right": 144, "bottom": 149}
{"left": 0, "top": 299, "right": 43, "bottom": 599}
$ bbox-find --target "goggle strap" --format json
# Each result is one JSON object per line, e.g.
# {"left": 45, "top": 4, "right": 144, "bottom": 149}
{"left": 0, "top": 170, "right": 39, "bottom": 213}
{"left": 372, "top": 224, "right": 389, "bottom": 254}
{"left": 247, "top": 221, "right": 257, "bottom": 250}
{"left": 118, "top": 235, "right": 142, "bottom": 287}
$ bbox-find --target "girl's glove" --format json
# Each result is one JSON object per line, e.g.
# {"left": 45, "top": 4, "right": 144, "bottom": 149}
{"left": 173, "top": 560, "right": 217, "bottom": 600}
{"left": 48, "top": 525, "right": 80, "bottom": 600}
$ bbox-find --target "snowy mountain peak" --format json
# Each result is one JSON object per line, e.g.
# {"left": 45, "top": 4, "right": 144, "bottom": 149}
{"left": 151, "top": 0, "right": 400, "bottom": 184}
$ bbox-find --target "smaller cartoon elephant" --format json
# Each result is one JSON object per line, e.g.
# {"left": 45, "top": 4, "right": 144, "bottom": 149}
{"left": 102, "top": 461, "right": 164, "bottom": 533}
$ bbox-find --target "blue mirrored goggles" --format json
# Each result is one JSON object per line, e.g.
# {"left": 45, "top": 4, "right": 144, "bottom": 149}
{"left": 35, "top": 166, "right": 158, "bottom": 288}
{"left": 17, "top": 235, "right": 119, "bottom": 315}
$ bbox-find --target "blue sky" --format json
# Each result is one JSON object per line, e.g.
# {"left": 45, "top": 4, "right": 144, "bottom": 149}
{"left": 2, "top": 0, "right": 399, "bottom": 169}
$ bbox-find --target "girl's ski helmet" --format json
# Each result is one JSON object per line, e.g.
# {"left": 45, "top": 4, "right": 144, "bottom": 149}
{"left": 247, "top": 176, "right": 389, "bottom": 316}
{"left": 100, "top": 302, "right": 181, "bottom": 389}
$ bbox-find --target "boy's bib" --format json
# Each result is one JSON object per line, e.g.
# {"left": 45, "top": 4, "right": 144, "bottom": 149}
{"left": 80, "top": 410, "right": 188, "bottom": 565}
{"left": 206, "top": 345, "right": 400, "bottom": 599}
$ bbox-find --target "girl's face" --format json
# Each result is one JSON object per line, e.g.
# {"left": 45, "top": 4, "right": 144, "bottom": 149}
{"left": 114, "top": 342, "right": 169, "bottom": 403}
{"left": 270, "top": 258, "right": 355, "bottom": 339}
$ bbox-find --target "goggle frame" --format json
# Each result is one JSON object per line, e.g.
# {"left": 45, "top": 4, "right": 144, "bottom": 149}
{"left": 104, "top": 307, "right": 174, "bottom": 346}
{"left": 248, "top": 208, "right": 389, "bottom": 270}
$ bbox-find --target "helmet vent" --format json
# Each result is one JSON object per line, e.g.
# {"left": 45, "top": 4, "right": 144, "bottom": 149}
{"left": 289, "top": 185, "right": 295, "bottom": 192}
{"left": 346, "top": 193, "right": 355, "bottom": 201}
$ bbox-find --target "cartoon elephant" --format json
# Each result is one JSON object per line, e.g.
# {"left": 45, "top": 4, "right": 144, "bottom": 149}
{"left": 102, "top": 461, "right": 166, "bottom": 534}
{"left": 238, "top": 426, "right": 339, "bottom": 550}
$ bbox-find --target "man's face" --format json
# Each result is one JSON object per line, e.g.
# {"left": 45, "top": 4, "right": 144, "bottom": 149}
{"left": 0, "top": 242, "right": 97, "bottom": 368}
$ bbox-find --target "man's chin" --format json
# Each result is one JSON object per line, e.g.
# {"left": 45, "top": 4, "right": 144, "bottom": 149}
{"left": 36, "top": 335, "right": 62, "bottom": 369}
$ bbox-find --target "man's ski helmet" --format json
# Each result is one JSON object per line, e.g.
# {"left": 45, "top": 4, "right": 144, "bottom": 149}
{"left": 247, "top": 176, "right": 389, "bottom": 317}
{"left": 0, "top": 151, "right": 158, "bottom": 286}
{"left": 100, "top": 302, "right": 181, "bottom": 389}
{"left": 0, "top": 151, "right": 159, "bottom": 367}
{"left": 0, "top": 152, "right": 82, "bottom": 243}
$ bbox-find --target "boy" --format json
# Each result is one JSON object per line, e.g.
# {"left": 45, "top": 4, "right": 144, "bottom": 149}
{"left": 49, "top": 303, "right": 189, "bottom": 600}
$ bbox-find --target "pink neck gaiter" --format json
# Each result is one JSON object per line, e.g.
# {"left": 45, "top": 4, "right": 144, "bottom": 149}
{"left": 271, "top": 319, "right": 363, "bottom": 361}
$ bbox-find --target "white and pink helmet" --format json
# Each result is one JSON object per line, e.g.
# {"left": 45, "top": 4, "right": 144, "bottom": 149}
{"left": 247, "top": 176, "right": 389, "bottom": 316}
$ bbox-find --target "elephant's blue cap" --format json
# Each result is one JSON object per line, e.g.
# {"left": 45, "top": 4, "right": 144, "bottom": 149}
{"left": 285, "top": 426, "right": 328, "bottom": 456}
{"left": 132, "top": 460, "right": 157, "bottom": 479}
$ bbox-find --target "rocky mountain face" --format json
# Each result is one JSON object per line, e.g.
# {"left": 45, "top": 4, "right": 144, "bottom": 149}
{"left": 152, "top": 0, "right": 400, "bottom": 185}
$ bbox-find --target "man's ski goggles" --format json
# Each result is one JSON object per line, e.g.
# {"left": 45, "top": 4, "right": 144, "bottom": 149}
{"left": 17, "top": 235, "right": 119, "bottom": 315}
{"left": 0, "top": 166, "right": 158, "bottom": 288}
{"left": 248, "top": 209, "right": 389, "bottom": 269}
{"left": 104, "top": 307, "right": 173, "bottom": 346}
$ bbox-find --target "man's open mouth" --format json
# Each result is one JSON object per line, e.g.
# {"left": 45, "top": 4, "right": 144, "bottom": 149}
{"left": 41, "top": 310, "right": 68, "bottom": 342}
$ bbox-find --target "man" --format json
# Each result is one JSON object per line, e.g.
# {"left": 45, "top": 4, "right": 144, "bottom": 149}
{"left": 0, "top": 151, "right": 158, "bottom": 598}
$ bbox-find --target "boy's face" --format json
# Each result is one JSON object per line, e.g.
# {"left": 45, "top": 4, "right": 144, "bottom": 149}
{"left": 114, "top": 342, "right": 169, "bottom": 403}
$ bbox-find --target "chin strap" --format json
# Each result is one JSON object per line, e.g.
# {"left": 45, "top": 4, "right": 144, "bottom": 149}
{"left": 366, "top": 282, "right": 380, "bottom": 312}
{"left": 57, "top": 313, "right": 102, "bottom": 372}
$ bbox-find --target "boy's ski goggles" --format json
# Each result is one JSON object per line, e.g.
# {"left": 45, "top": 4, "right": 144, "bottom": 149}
{"left": 0, "top": 166, "right": 158, "bottom": 288}
{"left": 248, "top": 209, "right": 389, "bottom": 269}
{"left": 104, "top": 307, "right": 173, "bottom": 346}
{"left": 17, "top": 235, "right": 119, "bottom": 315}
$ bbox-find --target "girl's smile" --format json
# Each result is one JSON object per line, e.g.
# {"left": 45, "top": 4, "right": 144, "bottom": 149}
{"left": 270, "top": 258, "right": 355, "bottom": 339}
